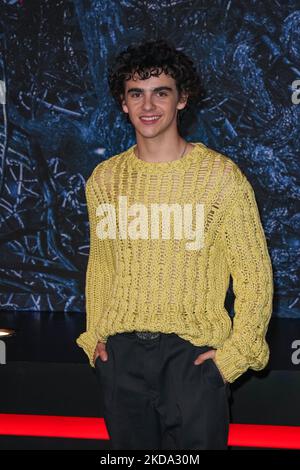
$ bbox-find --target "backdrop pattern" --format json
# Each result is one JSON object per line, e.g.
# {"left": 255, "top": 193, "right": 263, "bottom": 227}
{"left": 0, "top": 0, "right": 299, "bottom": 318}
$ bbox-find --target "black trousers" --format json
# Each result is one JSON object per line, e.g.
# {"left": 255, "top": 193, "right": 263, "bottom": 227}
{"left": 94, "top": 332, "right": 231, "bottom": 450}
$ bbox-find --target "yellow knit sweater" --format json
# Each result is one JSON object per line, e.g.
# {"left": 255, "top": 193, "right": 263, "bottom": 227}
{"left": 76, "top": 141, "right": 274, "bottom": 383}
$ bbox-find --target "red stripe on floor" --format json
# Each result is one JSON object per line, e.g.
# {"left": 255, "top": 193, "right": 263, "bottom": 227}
{"left": 228, "top": 423, "right": 300, "bottom": 449}
{"left": 0, "top": 414, "right": 109, "bottom": 440}
{"left": 0, "top": 414, "right": 300, "bottom": 448}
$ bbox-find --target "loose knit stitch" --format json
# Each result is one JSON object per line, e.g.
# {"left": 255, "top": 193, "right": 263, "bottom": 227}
{"left": 76, "top": 141, "right": 274, "bottom": 383}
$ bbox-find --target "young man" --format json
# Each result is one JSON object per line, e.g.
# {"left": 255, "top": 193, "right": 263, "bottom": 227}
{"left": 76, "top": 39, "right": 274, "bottom": 450}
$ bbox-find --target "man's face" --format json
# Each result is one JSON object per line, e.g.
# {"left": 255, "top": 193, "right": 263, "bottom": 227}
{"left": 121, "top": 71, "right": 188, "bottom": 138}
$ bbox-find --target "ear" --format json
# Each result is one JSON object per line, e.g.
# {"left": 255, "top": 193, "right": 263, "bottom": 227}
{"left": 177, "top": 92, "right": 189, "bottom": 111}
{"left": 120, "top": 94, "right": 129, "bottom": 114}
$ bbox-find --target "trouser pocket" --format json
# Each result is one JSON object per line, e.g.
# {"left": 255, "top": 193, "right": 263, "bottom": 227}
{"left": 95, "top": 337, "right": 115, "bottom": 409}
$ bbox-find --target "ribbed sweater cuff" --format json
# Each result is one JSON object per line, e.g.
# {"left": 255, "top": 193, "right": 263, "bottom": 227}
{"left": 76, "top": 331, "right": 107, "bottom": 368}
{"left": 215, "top": 348, "right": 248, "bottom": 383}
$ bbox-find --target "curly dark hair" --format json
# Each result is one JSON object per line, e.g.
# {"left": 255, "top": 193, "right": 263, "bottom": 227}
{"left": 107, "top": 38, "right": 204, "bottom": 130}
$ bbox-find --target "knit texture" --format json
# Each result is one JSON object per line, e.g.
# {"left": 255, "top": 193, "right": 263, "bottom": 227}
{"left": 76, "top": 141, "right": 274, "bottom": 383}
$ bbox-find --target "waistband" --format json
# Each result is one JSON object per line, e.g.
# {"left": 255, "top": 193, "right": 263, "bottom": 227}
{"left": 121, "top": 331, "right": 161, "bottom": 340}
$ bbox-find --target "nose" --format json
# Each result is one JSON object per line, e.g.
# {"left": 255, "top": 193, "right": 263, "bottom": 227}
{"left": 142, "top": 92, "right": 156, "bottom": 112}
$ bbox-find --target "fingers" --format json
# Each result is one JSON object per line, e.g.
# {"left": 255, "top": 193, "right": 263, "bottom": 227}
{"left": 193, "top": 350, "right": 228, "bottom": 384}
{"left": 98, "top": 351, "right": 108, "bottom": 361}
{"left": 94, "top": 341, "right": 108, "bottom": 363}
{"left": 194, "top": 349, "right": 215, "bottom": 365}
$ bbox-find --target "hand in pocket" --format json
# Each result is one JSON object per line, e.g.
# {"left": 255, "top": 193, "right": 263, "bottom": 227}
{"left": 193, "top": 348, "right": 227, "bottom": 384}
{"left": 93, "top": 341, "right": 108, "bottom": 365}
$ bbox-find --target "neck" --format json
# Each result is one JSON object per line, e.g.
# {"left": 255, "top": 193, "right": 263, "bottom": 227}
{"left": 134, "top": 135, "right": 189, "bottom": 163}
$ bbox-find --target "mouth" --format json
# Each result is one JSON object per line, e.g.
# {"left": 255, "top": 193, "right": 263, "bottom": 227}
{"left": 139, "top": 115, "right": 162, "bottom": 125}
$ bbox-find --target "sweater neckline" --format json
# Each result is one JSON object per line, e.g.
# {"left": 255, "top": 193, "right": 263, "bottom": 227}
{"left": 126, "top": 142, "right": 205, "bottom": 173}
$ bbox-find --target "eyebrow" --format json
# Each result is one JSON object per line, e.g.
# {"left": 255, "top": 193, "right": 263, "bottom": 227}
{"left": 127, "top": 86, "right": 173, "bottom": 94}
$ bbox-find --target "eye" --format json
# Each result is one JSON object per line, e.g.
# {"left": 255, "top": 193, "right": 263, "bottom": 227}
{"left": 157, "top": 91, "right": 168, "bottom": 97}
{"left": 131, "top": 92, "right": 141, "bottom": 98}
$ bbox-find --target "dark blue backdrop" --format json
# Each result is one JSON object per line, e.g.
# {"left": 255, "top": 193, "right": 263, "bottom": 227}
{"left": 0, "top": 0, "right": 299, "bottom": 318}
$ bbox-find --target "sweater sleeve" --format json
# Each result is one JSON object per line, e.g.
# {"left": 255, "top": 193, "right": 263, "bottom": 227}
{"left": 214, "top": 174, "right": 274, "bottom": 383}
{"left": 76, "top": 174, "right": 112, "bottom": 368}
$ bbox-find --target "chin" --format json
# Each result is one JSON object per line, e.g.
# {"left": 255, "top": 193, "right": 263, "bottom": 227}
{"left": 135, "top": 122, "right": 170, "bottom": 137}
